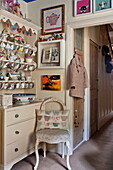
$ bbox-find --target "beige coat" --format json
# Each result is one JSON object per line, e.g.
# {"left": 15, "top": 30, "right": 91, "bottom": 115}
{"left": 68, "top": 55, "right": 89, "bottom": 98}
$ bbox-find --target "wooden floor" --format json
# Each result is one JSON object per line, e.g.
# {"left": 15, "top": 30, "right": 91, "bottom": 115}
{"left": 12, "top": 119, "right": 113, "bottom": 170}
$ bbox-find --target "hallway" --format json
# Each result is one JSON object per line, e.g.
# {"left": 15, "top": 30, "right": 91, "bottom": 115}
{"left": 12, "top": 119, "right": 113, "bottom": 170}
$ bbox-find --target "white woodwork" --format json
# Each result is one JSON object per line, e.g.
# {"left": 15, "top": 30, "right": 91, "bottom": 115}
{"left": 0, "top": 102, "right": 41, "bottom": 170}
{"left": 0, "top": 9, "right": 41, "bottom": 34}
{"left": 38, "top": 39, "right": 65, "bottom": 69}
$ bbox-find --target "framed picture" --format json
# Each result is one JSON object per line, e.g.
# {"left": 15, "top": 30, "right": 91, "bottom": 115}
{"left": 51, "top": 47, "right": 60, "bottom": 63}
{"left": 93, "top": 0, "right": 112, "bottom": 12}
{"left": 42, "top": 5, "right": 65, "bottom": 35}
{"left": 74, "top": 0, "right": 92, "bottom": 16}
{"left": 41, "top": 48, "right": 52, "bottom": 63}
{"left": 42, "top": 75, "right": 61, "bottom": 91}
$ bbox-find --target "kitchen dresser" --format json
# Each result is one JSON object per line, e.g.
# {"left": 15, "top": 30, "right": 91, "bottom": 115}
{"left": 0, "top": 102, "right": 41, "bottom": 170}
{"left": 0, "top": 7, "right": 41, "bottom": 170}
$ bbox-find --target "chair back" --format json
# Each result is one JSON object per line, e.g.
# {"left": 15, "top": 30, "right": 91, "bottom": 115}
{"left": 35, "top": 97, "right": 69, "bottom": 131}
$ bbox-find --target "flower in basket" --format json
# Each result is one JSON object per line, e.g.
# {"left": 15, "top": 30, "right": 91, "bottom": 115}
{"left": 25, "top": 55, "right": 33, "bottom": 63}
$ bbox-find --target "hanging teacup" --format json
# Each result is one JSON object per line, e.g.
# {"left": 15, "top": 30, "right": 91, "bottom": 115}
{"left": 10, "top": 44, "right": 15, "bottom": 51}
{"left": 5, "top": 43, "right": 11, "bottom": 50}
{"left": 24, "top": 48, "right": 29, "bottom": 54}
{"left": 0, "top": 42, "right": 6, "bottom": 48}
{"left": 3, "top": 62, "right": 9, "bottom": 69}
{"left": 2, "top": 34, "right": 7, "bottom": 41}
{"left": 18, "top": 47, "right": 23, "bottom": 52}
{"left": 28, "top": 65, "right": 35, "bottom": 71}
{"left": 29, "top": 82, "right": 34, "bottom": 88}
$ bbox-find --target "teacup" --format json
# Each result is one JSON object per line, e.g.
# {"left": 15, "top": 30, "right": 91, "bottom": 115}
{"left": 14, "top": 63, "right": 20, "bottom": 70}
{"left": 20, "top": 82, "right": 25, "bottom": 89}
{"left": 18, "top": 47, "right": 23, "bottom": 52}
{"left": 10, "top": 44, "right": 15, "bottom": 50}
{"left": 25, "top": 82, "right": 29, "bottom": 88}
{"left": 29, "top": 82, "right": 34, "bottom": 88}
{"left": 24, "top": 48, "right": 29, "bottom": 54}
{"left": 3, "top": 82, "right": 9, "bottom": 89}
{"left": 4, "top": 76, "right": 9, "bottom": 81}
{"left": 23, "top": 65, "right": 28, "bottom": 71}
{"left": 5, "top": 43, "right": 11, "bottom": 50}
{"left": 0, "top": 42, "right": 6, "bottom": 48}
{"left": 3, "top": 62, "right": 9, "bottom": 69}
{"left": 7, "top": 83, "right": 15, "bottom": 90}
{"left": 2, "top": 34, "right": 7, "bottom": 41}
{"left": 28, "top": 65, "right": 35, "bottom": 71}
{"left": 19, "top": 64, "right": 25, "bottom": 70}
{"left": 16, "top": 82, "right": 20, "bottom": 89}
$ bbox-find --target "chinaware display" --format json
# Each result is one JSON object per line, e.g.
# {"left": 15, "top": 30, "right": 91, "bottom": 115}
{"left": 13, "top": 93, "right": 36, "bottom": 104}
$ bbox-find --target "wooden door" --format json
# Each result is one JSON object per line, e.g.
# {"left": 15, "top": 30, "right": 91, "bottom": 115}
{"left": 73, "top": 98, "right": 84, "bottom": 148}
{"left": 90, "top": 40, "right": 98, "bottom": 137}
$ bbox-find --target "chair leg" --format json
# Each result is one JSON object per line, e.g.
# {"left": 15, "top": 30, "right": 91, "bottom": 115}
{"left": 34, "top": 139, "right": 39, "bottom": 170}
{"left": 66, "top": 141, "right": 71, "bottom": 170}
{"left": 43, "top": 142, "right": 46, "bottom": 158}
{"left": 62, "top": 142, "right": 64, "bottom": 158}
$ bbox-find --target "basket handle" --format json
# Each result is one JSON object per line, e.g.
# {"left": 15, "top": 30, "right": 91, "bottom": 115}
{"left": 40, "top": 97, "right": 66, "bottom": 110}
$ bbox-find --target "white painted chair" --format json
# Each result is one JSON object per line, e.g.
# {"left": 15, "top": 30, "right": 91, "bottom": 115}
{"left": 34, "top": 97, "right": 71, "bottom": 170}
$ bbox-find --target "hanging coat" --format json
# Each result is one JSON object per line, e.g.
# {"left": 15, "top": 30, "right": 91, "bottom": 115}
{"left": 68, "top": 55, "right": 89, "bottom": 98}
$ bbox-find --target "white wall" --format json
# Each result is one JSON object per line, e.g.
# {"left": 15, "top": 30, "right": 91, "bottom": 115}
{"left": 19, "top": 0, "right": 28, "bottom": 18}
{"left": 27, "top": 0, "right": 73, "bottom": 26}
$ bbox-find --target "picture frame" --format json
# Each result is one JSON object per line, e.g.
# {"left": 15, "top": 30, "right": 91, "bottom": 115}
{"left": 41, "top": 48, "right": 52, "bottom": 63}
{"left": 93, "top": 0, "right": 112, "bottom": 13}
{"left": 42, "top": 5, "right": 65, "bottom": 35}
{"left": 74, "top": 0, "right": 92, "bottom": 16}
{"left": 51, "top": 47, "right": 60, "bottom": 63}
{"left": 42, "top": 75, "right": 61, "bottom": 91}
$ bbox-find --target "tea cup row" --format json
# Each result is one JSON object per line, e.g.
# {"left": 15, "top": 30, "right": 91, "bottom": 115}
{"left": 0, "top": 82, "right": 34, "bottom": 90}
{"left": 0, "top": 41, "right": 35, "bottom": 55}
{"left": 0, "top": 60, "right": 36, "bottom": 71}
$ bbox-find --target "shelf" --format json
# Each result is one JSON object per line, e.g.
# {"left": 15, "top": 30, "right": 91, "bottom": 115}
{"left": 0, "top": 80, "right": 34, "bottom": 83}
{"left": 0, "top": 39, "right": 36, "bottom": 51}
{"left": 0, "top": 81, "right": 34, "bottom": 90}
{"left": 2, "top": 59, "right": 36, "bottom": 66}
{"left": 38, "top": 39, "right": 65, "bottom": 69}
{"left": 0, "top": 9, "right": 41, "bottom": 34}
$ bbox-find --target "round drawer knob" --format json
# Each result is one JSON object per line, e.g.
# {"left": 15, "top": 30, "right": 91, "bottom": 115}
{"left": 15, "top": 148, "right": 19, "bottom": 152}
{"left": 15, "top": 131, "right": 20, "bottom": 134}
{"left": 15, "top": 114, "right": 19, "bottom": 118}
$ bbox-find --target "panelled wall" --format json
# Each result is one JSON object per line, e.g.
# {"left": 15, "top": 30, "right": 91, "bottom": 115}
{"left": 89, "top": 25, "right": 113, "bottom": 129}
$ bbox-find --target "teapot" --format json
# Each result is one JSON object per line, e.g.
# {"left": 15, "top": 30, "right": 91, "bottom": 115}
{"left": 46, "top": 13, "right": 60, "bottom": 25}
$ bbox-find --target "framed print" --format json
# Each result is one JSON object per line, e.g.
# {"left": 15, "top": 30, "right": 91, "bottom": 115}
{"left": 41, "top": 48, "right": 52, "bottom": 63}
{"left": 51, "top": 47, "right": 60, "bottom": 63}
{"left": 42, "top": 5, "right": 65, "bottom": 35}
{"left": 93, "top": 0, "right": 112, "bottom": 12}
{"left": 74, "top": 0, "right": 92, "bottom": 16}
{"left": 42, "top": 75, "right": 61, "bottom": 91}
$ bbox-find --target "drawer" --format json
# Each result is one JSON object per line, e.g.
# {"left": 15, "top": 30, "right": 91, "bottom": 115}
{"left": 5, "top": 136, "right": 35, "bottom": 163}
{"left": 5, "top": 105, "right": 39, "bottom": 126}
{"left": 6, "top": 118, "right": 36, "bottom": 145}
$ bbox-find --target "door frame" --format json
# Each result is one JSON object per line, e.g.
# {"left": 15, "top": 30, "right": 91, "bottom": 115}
{"left": 66, "top": 12, "right": 113, "bottom": 146}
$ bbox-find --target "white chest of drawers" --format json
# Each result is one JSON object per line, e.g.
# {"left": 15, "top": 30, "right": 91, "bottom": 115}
{"left": 0, "top": 102, "right": 41, "bottom": 170}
